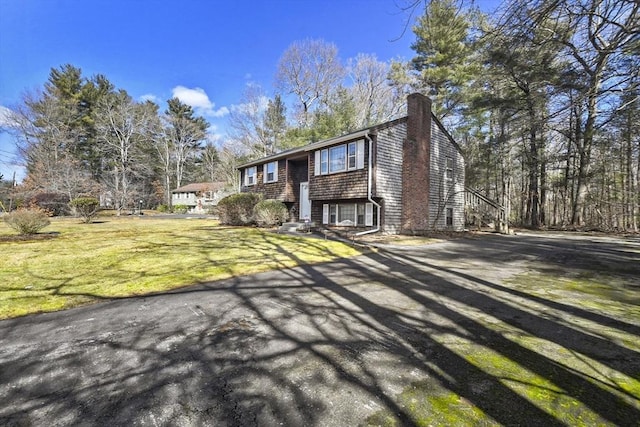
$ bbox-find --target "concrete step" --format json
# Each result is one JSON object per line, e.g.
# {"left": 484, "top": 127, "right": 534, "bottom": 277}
{"left": 279, "top": 222, "right": 316, "bottom": 233}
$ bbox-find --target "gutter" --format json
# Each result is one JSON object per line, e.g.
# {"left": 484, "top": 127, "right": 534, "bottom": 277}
{"left": 355, "top": 133, "right": 381, "bottom": 237}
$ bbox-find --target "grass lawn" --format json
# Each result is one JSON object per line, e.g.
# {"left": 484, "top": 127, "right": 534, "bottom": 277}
{"left": 0, "top": 216, "right": 361, "bottom": 319}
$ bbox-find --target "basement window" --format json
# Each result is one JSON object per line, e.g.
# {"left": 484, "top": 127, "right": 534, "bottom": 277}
{"left": 322, "top": 202, "right": 374, "bottom": 227}
{"left": 446, "top": 207, "right": 453, "bottom": 227}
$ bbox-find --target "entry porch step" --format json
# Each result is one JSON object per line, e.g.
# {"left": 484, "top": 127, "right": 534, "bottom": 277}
{"left": 279, "top": 222, "right": 317, "bottom": 233}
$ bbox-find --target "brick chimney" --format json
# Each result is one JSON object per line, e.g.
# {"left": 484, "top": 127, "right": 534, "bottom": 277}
{"left": 401, "top": 93, "right": 432, "bottom": 232}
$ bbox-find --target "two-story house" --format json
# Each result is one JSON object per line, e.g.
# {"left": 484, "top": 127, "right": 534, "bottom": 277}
{"left": 172, "top": 182, "right": 228, "bottom": 213}
{"left": 238, "top": 93, "right": 465, "bottom": 234}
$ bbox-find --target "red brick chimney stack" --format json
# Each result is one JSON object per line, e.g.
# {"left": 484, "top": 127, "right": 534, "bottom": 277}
{"left": 401, "top": 93, "right": 432, "bottom": 232}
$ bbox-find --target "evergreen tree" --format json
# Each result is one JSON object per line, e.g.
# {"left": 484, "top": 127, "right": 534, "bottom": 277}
{"left": 263, "top": 95, "right": 287, "bottom": 153}
{"left": 410, "top": 0, "right": 479, "bottom": 120}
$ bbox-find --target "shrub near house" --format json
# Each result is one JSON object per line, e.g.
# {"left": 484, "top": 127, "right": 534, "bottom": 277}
{"left": 254, "top": 199, "right": 288, "bottom": 227}
{"left": 217, "top": 193, "right": 262, "bottom": 226}
{"left": 238, "top": 93, "right": 466, "bottom": 235}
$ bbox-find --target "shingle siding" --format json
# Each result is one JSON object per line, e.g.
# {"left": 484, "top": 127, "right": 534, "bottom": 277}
{"left": 237, "top": 93, "right": 466, "bottom": 234}
{"left": 308, "top": 140, "right": 369, "bottom": 201}
{"left": 428, "top": 121, "right": 465, "bottom": 231}
{"left": 374, "top": 122, "right": 406, "bottom": 233}
{"left": 287, "top": 158, "right": 310, "bottom": 215}
{"left": 240, "top": 160, "right": 289, "bottom": 200}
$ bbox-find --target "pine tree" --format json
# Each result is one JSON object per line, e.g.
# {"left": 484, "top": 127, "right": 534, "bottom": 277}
{"left": 410, "top": 0, "right": 479, "bottom": 120}
{"left": 263, "top": 95, "right": 287, "bottom": 153}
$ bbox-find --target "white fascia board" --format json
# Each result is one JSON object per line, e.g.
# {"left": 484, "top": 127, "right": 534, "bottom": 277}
{"left": 303, "top": 129, "right": 370, "bottom": 152}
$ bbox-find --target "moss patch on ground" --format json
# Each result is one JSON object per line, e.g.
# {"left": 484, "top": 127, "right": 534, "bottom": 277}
{"left": 365, "top": 268, "right": 640, "bottom": 427}
{"left": 0, "top": 217, "right": 361, "bottom": 319}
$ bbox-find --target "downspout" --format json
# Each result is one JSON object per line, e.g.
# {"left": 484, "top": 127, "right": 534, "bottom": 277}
{"left": 356, "top": 133, "right": 382, "bottom": 236}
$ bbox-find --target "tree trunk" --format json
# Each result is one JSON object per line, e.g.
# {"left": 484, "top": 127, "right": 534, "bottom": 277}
{"left": 166, "top": 174, "right": 172, "bottom": 208}
{"left": 540, "top": 155, "right": 546, "bottom": 226}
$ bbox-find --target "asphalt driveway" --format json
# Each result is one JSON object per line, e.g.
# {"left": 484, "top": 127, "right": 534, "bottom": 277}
{"left": 1, "top": 232, "right": 639, "bottom": 426}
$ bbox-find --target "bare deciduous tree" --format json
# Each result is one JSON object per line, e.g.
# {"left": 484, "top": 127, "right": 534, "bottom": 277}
{"left": 275, "top": 39, "right": 344, "bottom": 127}
{"left": 13, "top": 92, "right": 96, "bottom": 200}
{"left": 95, "top": 91, "right": 153, "bottom": 212}
{"left": 164, "top": 98, "right": 208, "bottom": 190}
{"left": 228, "top": 84, "right": 271, "bottom": 158}
{"left": 347, "top": 53, "right": 406, "bottom": 127}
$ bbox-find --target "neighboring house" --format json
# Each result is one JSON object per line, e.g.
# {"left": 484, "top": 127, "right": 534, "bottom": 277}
{"left": 238, "top": 93, "right": 465, "bottom": 234}
{"left": 172, "top": 182, "right": 228, "bottom": 213}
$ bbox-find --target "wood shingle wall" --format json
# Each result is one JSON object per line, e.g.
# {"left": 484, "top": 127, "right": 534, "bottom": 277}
{"left": 240, "top": 160, "right": 290, "bottom": 201}
{"left": 308, "top": 141, "right": 369, "bottom": 201}
{"left": 374, "top": 122, "right": 407, "bottom": 233}
{"left": 428, "top": 120, "right": 465, "bottom": 230}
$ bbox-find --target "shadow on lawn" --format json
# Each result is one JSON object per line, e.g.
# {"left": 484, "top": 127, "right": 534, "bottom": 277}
{"left": 0, "top": 234, "right": 639, "bottom": 426}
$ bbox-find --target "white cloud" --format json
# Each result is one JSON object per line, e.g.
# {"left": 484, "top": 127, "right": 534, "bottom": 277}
{"left": 206, "top": 131, "right": 223, "bottom": 145}
{"left": 0, "top": 106, "right": 18, "bottom": 129}
{"left": 210, "top": 106, "right": 229, "bottom": 118}
{"left": 229, "top": 95, "right": 269, "bottom": 115}
{"left": 172, "top": 86, "right": 211, "bottom": 109}
{"left": 171, "top": 86, "right": 229, "bottom": 118}
{"left": 139, "top": 94, "right": 159, "bottom": 103}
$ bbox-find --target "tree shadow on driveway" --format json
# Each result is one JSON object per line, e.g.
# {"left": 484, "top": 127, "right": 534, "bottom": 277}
{"left": 0, "top": 234, "right": 638, "bottom": 426}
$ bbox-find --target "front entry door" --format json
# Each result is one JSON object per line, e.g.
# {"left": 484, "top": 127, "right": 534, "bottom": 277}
{"left": 299, "top": 182, "right": 311, "bottom": 221}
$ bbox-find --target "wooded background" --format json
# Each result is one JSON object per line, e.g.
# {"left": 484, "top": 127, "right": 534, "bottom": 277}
{"left": 1, "top": 0, "right": 638, "bottom": 231}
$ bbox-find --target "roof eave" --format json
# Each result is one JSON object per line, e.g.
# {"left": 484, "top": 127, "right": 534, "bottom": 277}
{"left": 237, "top": 147, "right": 307, "bottom": 169}
{"left": 302, "top": 129, "right": 371, "bottom": 152}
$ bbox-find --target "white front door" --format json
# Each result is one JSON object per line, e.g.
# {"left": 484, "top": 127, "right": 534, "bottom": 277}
{"left": 299, "top": 182, "right": 311, "bottom": 221}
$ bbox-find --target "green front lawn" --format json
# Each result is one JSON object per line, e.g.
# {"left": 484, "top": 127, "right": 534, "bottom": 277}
{"left": 0, "top": 217, "right": 361, "bottom": 319}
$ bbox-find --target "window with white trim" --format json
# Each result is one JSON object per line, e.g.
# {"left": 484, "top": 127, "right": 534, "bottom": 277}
{"left": 357, "top": 203, "right": 365, "bottom": 225}
{"left": 245, "top": 166, "right": 257, "bottom": 186}
{"left": 445, "top": 157, "right": 454, "bottom": 182}
{"left": 320, "top": 149, "right": 328, "bottom": 174}
{"left": 263, "top": 161, "right": 278, "bottom": 183}
{"left": 329, "top": 205, "right": 337, "bottom": 224}
{"left": 347, "top": 142, "right": 357, "bottom": 170}
{"left": 329, "top": 145, "right": 346, "bottom": 173}
{"left": 338, "top": 204, "right": 355, "bottom": 225}
{"left": 322, "top": 202, "right": 374, "bottom": 227}
{"left": 446, "top": 207, "right": 453, "bottom": 226}
{"left": 315, "top": 139, "right": 365, "bottom": 176}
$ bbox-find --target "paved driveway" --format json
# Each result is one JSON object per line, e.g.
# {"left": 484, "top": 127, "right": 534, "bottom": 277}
{"left": 1, "top": 233, "right": 639, "bottom": 426}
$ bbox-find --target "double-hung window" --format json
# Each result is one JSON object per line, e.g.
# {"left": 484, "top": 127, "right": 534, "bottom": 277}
{"left": 329, "top": 145, "right": 346, "bottom": 173}
{"left": 320, "top": 149, "right": 328, "bottom": 174}
{"left": 315, "top": 139, "right": 365, "bottom": 175}
{"left": 263, "top": 161, "right": 278, "bottom": 183}
{"left": 347, "top": 142, "right": 357, "bottom": 170}
{"left": 245, "top": 166, "right": 257, "bottom": 186}
{"left": 445, "top": 157, "right": 454, "bottom": 182}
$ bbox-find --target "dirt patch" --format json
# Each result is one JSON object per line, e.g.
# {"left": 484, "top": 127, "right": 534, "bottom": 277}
{"left": 0, "top": 232, "right": 60, "bottom": 242}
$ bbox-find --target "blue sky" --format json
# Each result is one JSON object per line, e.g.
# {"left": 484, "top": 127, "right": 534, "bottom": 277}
{"left": 0, "top": 0, "right": 501, "bottom": 181}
